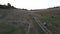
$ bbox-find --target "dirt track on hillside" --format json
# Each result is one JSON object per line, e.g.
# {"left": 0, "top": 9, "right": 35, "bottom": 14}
{"left": 25, "top": 11, "right": 53, "bottom": 34}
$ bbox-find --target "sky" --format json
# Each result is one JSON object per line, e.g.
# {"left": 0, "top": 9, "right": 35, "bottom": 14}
{"left": 0, "top": 0, "right": 60, "bottom": 10}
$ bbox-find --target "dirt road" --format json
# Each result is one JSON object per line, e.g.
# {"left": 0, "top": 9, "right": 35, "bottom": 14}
{"left": 26, "top": 11, "right": 53, "bottom": 34}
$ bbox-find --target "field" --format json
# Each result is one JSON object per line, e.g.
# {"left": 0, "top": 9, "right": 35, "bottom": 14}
{"left": 33, "top": 8, "right": 60, "bottom": 34}
{"left": 0, "top": 8, "right": 60, "bottom": 34}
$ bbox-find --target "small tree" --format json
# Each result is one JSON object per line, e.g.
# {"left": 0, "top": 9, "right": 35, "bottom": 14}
{"left": 7, "top": 3, "right": 11, "bottom": 8}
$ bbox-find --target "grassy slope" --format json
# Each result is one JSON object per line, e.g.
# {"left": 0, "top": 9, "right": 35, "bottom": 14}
{"left": 34, "top": 8, "right": 60, "bottom": 34}
{"left": 0, "top": 9, "right": 45, "bottom": 34}
{"left": 0, "top": 8, "right": 60, "bottom": 34}
{"left": 0, "top": 9, "right": 30, "bottom": 34}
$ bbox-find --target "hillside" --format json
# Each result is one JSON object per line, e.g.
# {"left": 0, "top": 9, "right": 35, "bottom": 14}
{"left": 0, "top": 6, "right": 60, "bottom": 34}
{"left": 31, "top": 7, "right": 60, "bottom": 34}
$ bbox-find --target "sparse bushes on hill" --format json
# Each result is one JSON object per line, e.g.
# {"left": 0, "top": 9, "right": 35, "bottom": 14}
{"left": 0, "top": 5, "right": 7, "bottom": 9}
{"left": 48, "top": 6, "right": 60, "bottom": 9}
{"left": 0, "top": 3, "right": 15, "bottom": 9}
{"left": 22, "top": 8, "right": 27, "bottom": 10}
